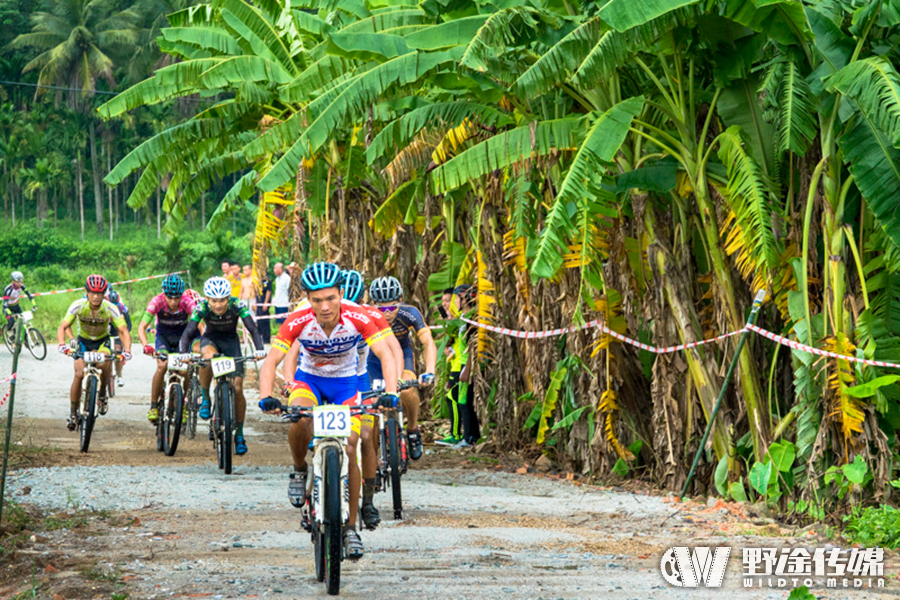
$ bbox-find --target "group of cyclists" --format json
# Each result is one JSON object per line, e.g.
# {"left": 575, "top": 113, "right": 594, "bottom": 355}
{"left": 19, "top": 259, "right": 441, "bottom": 561}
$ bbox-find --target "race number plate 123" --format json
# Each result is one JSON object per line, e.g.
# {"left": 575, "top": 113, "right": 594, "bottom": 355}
{"left": 211, "top": 357, "right": 236, "bottom": 377}
{"left": 313, "top": 405, "right": 352, "bottom": 438}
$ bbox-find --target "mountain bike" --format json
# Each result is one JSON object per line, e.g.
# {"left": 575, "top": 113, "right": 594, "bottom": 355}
{"left": 3, "top": 308, "right": 46, "bottom": 360}
{"left": 184, "top": 361, "right": 201, "bottom": 440}
{"left": 154, "top": 352, "right": 189, "bottom": 456}
{"left": 362, "top": 380, "right": 419, "bottom": 520}
{"left": 190, "top": 354, "right": 256, "bottom": 474}
{"left": 69, "top": 350, "right": 121, "bottom": 453}
{"left": 277, "top": 401, "right": 377, "bottom": 596}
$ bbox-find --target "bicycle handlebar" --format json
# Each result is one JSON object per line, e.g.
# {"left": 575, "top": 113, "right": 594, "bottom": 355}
{"left": 273, "top": 401, "right": 379, "bottom": 423}
{"left": 359, "top": 379, "right": 420, "bottom": 401}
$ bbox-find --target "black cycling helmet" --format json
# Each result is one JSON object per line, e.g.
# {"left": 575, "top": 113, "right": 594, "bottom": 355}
{"left": 301, "top": 262, "right": 344, "bottom": 292}
{"left": 369, "top": 276, "right": 402, "bottom": 303}
{"left": 453, "top": 284, "right": 476, "bottom": 307}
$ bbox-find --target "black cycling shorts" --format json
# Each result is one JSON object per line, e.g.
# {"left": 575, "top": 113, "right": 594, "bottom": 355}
{"left": 199, "top": 335, "right": 244, "bottom": 377}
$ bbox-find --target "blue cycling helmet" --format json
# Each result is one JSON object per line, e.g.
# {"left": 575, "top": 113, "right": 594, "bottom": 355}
{"left": 108, "top": 290, "right": 120, "bottom": 304}
{"left": 162, "top": 274, "right": 186, "bottom": 296}
{"left": 300, "top": 262, "right": 343, "bottom": 292}
{"left": 341, "top": 270, "right": 365, "bottom": 303}
{"left": 203, "top": 276, "right": 232, "bottom": 299}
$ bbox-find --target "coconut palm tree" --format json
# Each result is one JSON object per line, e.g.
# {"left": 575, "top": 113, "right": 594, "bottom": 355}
{"left": 8, "top": 0, "right": 142, "bottom": 233}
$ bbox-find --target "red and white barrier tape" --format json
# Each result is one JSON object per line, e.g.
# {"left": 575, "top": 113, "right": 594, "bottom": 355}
{"left": 461, "top": 317, "right": 743, "bottom": 354}
{"left": 460, "top": 316, "right": 900, "bottom": 370}
{"left": 747, "top": 325, "right": 900, "bottom": 369}
{"left": 29, "top": 271, "right": 190, "bottom": 298}
{"left": 0, "top": 373, "right": 16, "bottom": 386}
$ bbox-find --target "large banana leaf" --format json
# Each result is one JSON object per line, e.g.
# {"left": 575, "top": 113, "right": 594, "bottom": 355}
{"left": 334, "top": 8, "right": 424, "bottom": 34}
{"left": 213, "top": 0, "right": 298, "bottom": 74}
{"left": 774, "top": 51, "right": 817, "bottom": 156}
{"left": 259, "top": 48, "right": 462, "bottom": 191}
{"left": 839, "top": 106, "right": 900, "bottom": 252}
{"left": 366, "top": 100, "right": 513, "bottom": 165}
{"left": 458, "top": 7, "right": 539, "bottom": 72}
{"left": 405, "top": 15, "right": 490, "bottom": 50}
{"left": 327, "top": 32, "right": 410, "bottom": 61}
{"left": 829, "top": 57, "right": 900, "bottom": 149}
{"left": 720, "top": 0, "right": 810, "bottom": 45}
{"left": 429, "top": 117, "right": 587, "bottom": 194}
{"left": 514, "top": 17, "right": 600, "bottom": 95}
{"left": 598, "top": 0, "right": 699, "bottom": 32}
{"left": 279, "top": 55, "right": 354, "bottom": 104}
{"left": 98, "top": 58, "right": 223, "bottom": 117}
{"left": 160, "top": 27, "right": 242, "bottom": 56}
{"left": 716, "top": 125, "right": 781, "bottom": 274}
{"left": 717, "top": 74, "right": 777, "bottom": 178}
{"left": 198, "top": 55, "right": 293, "bottom": 88}
{"left": 532, "top": 96, "right": 644, "bottom": 279}
{"left": 291, "top": 9, "right": 335, "bottom": 37}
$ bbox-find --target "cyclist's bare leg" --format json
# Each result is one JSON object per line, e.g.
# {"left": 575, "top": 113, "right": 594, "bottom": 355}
{"left": 400, "top": 388, "right": 420, "bottom": 431}
{"left": 233, "top": 376, "right": 246, "bottom": 424}
{"left": 98, "top": 361, "right": 113, "bottom": 396}
{"left": 346, "top": 431, "right": 361, "bottom": 528}
{"left": 360, "top": 424, "right": 376, "bottom": 479}
{"left": 151, "top": 358, "right": 167, "bottom": 406}
{"left": 70, "top": 359, "right": 85, "bottom": 416}
{"left": 287, "top": 400, "right": 315, "bottom": 469}
{"left": 199, "top": 344, "right": 217, "bottom": 392}
{"left": 114, "top": 339, "right": 124, "bottom": 377}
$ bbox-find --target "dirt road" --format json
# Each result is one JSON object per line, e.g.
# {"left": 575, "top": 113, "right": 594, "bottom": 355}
{"left": 0, "top": 349, "right": 895, "bottom": 599}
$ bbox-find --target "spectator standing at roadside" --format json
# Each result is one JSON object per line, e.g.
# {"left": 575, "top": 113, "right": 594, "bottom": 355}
{"left": 448, "top": 284, "right": 479, "bottom": 448}
{"left": 272, "top": 262, "right": 291, "bottom": 326}
{"left": 256, "top": 269, "right": 272, "bottom": 344}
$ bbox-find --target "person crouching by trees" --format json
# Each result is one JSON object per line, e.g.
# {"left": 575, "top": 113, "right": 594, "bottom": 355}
{"left": 447, "top": 284, "right": 479, "bottom": 449}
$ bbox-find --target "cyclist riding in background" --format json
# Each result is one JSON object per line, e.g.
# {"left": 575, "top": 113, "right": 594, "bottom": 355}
{"left": 257, "top": 262, "right": 401, "bottom": 559}
{"left": 138, "top": 274, "right": 198, "bottom": 425}
{"left": 57, "top": 275, "right": 132, "bottom": 431}
{"left": 4, "top": 271, "right": 36, "bottom": 333}
{"left": 178, "top": 276, "right": 266, "bottom": 456}
{"left": 367, "top": 276, "right": 437, "bottom": 461}
{"left": 106, "top": 289, "right": 132, "bottom": 388}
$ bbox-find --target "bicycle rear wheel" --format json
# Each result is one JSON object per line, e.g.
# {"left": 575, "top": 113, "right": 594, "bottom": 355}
{"left": 323, "top": 445, "right": 342, "bottom": 595}
{"left": 186, "top": 373, "right": 199, "bottom": 439}
{"left": 26, "top": 327, "right": 46, "bottom": 360}
{"left": 79, "top": 376, "right": 98, "bottom": 453}
{"left": 164, "top": 382, "right": 185, "bottom": 456}
{"left": 387, "top": 418, "right": 403, "bottom": 520}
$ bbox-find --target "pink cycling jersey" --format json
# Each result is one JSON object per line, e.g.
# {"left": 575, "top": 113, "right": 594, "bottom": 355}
{"left": 143, "top": 293, "right": 197, "bottom": 334}
{"left": 272, "top": 299, "right": 391, "bottom": 378}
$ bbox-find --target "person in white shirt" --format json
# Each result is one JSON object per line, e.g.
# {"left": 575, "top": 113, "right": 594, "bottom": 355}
{"left": 272, "top": 262, "right": 292, "bottom": 325}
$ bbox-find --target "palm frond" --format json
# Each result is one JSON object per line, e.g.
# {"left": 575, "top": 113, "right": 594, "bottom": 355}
{"left": 829, "top": 56, "right": 900, "bottom": 149}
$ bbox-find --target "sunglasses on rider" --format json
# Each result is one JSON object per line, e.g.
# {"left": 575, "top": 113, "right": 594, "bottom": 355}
{"left": 377, "top": 304, "right": 399, "bottom": 313}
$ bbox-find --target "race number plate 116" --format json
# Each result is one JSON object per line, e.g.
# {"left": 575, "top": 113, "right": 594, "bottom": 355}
{"left": 313, "top": 405, "right": 351, "bottom": 438}
{"left": 211, "top": 357, "right": 236, "bottom": 377}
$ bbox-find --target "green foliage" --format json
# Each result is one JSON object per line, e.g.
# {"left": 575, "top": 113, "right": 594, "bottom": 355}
{"left": 787, "top": 587, "right": 817, "bottom": 600}
{"left": 843, "top": 504, "right": 900, "bottom": 548}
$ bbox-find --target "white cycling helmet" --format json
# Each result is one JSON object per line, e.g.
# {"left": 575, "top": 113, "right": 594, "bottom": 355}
{"left": 203, "top": 276, "right": 232, "bottom": 299}
{"left": 11, "top": 271, "right": 23, "bottom": 282}
{"left": 369, "top": 276, "right": 403, "bottom": 303}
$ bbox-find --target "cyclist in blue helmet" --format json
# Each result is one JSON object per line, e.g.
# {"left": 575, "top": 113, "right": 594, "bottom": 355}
{"left": 258, "top": 262, "right": 401, "bottom": 559}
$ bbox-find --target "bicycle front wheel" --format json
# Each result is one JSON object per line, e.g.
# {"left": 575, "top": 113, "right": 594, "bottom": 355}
{"left": 26, "top": 327, "right": 46, "bottom": 360}
{"left": 164, "top": 382, "right": 185, "bottom": 457}
{"left": 387, "top": 418, "right": 403, "bottom": 520}
{"left": 186, "top": 373, "right": 200, "bottom": 439}
{"left": 80, "top": 376, "right": 98, "bottom": 453}
{"left": 323, "top": 445, "right": 342, "bottom": 595}
{"left": 216, "top": 383, "right": 234, "bottom": 474}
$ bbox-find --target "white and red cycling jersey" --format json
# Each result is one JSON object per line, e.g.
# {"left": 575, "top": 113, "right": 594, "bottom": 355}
{"left": 272, "top": 299, "right": 391, "bottom": 378}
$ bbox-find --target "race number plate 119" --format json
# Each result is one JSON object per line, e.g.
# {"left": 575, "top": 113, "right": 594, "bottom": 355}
{"left": 313, "top": 405, "right": 351, "bottom": 438}
{"left": 211, "top": 357, "right": 236, "bottom": 377}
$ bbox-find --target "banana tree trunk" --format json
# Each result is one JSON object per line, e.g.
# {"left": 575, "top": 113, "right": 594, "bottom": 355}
{"left": 692, "top": 169, "right": 769, "bottom": 463}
